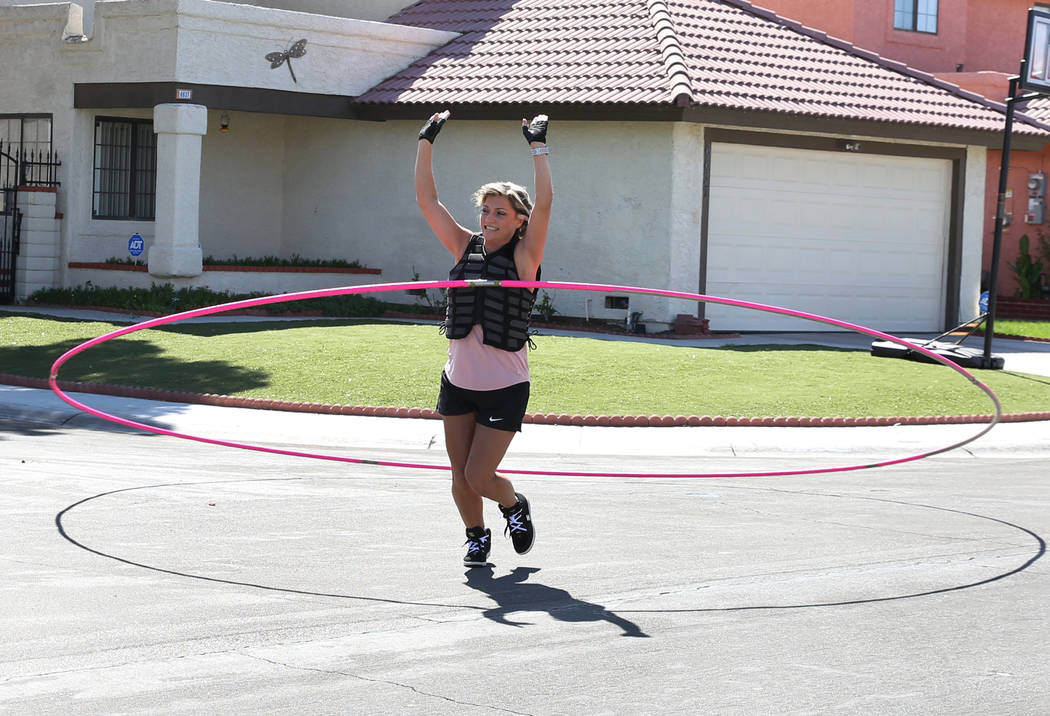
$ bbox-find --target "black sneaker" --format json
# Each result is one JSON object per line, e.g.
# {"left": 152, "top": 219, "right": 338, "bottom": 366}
{"left": 499, "top": 492, "right": 535, "bottom": 555}
{"left": 463, "top": 526, "right": 491, "bottom": 567}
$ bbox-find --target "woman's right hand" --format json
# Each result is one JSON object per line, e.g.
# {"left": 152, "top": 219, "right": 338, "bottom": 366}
{"left": 418, "top": 110, "right": 451, "bottom": 144}
{"left": 522, "top": 114, "right": 548, "bottom": 145}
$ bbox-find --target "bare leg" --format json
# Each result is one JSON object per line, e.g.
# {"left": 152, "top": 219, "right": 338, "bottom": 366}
{"left": 443, "top": 415, "right": 520, "bottom": 528}
{"left": 444, "top": 413, "right": 485, "bottom": 527}
{"left": 463, "top": 424, "right": 519, "bottom": 508}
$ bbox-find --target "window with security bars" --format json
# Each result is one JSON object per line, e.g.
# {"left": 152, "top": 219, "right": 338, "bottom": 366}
{"left": 92, "top": 117, "right": 157, "bottom": 220}
{"left": 894, "top": 0, "right": 938, "bottom": 34}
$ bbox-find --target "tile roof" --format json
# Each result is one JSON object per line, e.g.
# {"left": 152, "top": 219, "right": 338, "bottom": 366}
{"left": 1019, "top": 94, "right": 1050, "bottom": 125}
{"left": 356, "top": 0, "right": 1047, "bottom": 136}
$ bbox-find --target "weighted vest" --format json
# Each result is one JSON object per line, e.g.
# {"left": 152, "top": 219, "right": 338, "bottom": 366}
{"left": 443, "top": 233, "right": 540, "bottom": 351}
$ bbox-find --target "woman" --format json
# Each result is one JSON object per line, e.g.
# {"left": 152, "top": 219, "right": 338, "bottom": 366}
{"left": 415, "top": 110, "right": 552, "bottom": 567}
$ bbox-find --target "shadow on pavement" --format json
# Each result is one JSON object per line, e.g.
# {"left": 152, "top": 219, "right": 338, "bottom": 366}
{"left": 0, "top": 416, "right": 161, "bottom": 441}
{"left": 465, "top": 566, "right": 649, "bottom": 637}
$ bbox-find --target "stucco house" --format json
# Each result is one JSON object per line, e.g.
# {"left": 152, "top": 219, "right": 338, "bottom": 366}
{"left": 2, "top": 0, "right": 1048, "bottom": 332}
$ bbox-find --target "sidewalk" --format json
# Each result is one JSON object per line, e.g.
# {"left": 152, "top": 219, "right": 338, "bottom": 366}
{"left": 3, "top": 383, "right": 1048, "bottom": 462}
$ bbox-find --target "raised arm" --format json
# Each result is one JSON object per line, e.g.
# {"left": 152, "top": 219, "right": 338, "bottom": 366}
{"left": 516, "top": 115, "right": 552, "bottom": 279}
{"left": 415, "top": 110, "right": 471, "bottom": 257}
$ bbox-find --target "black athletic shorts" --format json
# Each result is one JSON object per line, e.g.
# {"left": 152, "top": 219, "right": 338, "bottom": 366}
{"left": 436, "top": 372, "right": 530, "bottom": 432}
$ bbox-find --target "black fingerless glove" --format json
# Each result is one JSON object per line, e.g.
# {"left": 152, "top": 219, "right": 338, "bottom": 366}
{"left": 522, "top": 115, "right": 548, "bottom": 144}
{"left": 419, "top": 112, "right": 449, "bottom": 144}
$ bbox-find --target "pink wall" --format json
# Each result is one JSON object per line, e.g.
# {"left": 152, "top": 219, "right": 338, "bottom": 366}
{"left": 757, "top": 0, "right": 855, "bottom": 41}
{"left": 758, "top": 0, "right": 1030, "bottom": 74}
{"left": 936, "top": 71, "right": 1010, "bottom": 102}
{"left": 984, "top": 147, "right": 1050, "bottom": 298}
{"left": 963, "top": 0, "right": 1031, "bottom": 73}
{"left": 853, "top": 0, "right": 969, "bottom": 72}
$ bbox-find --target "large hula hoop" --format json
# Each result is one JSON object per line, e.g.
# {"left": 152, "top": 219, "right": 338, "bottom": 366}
{"left": 49, "top": 280, "right": 1002, "bottom": 478}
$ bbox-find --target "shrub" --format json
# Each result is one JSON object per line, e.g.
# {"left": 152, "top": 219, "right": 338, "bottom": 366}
{"left": 28, "top": 282, "right": 391, "bottom": 317}
{"left": 101, "top": 254, "right": 367, "bottom": 269}
{"left": 1007, "top": 234, "right": 1046, "bottom": 299}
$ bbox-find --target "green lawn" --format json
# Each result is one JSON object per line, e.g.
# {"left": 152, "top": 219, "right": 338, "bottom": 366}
{"left": 3, "top": 314, "right": 1049, "bottom": 417}
{"left": 993, "top": 319, "right": 1050, "bottom": 340}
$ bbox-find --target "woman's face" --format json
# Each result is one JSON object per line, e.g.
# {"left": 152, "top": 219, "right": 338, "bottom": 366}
{"left": 479, "top": 194, "right": 525, "bottom": 245}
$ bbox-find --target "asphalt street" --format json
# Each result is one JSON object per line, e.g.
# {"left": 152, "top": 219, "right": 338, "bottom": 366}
{"left": 1, "top": 392, "right": 1049, "bottom": 713}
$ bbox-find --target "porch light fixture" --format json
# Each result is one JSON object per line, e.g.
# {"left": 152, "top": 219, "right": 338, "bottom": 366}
{"left": 219, "top": 112, "right": 230, "bottom": 133}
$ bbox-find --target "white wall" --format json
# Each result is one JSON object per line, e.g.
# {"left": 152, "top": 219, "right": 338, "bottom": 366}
{"left": 667, "top": 122, "right": 705, "bottom": 320}
{"left": 959, "top": 146, "right": 987, "bottom": 321}
{"left": 199, "top": 110, "right": 287, "bottom": 260}
{"left": 0, "top": 0, "right": 91, "bottom": 34}
{"left": 228, "top": 0, "right": 417, "bottom": 23}
{"left": 1, "top": 0, "right": 444, "bottom": 46}
{"left": 0, "top": 0, "right": 85, "bottom": 32}
{"left": 166, "top": 0, "right": 457, "bottom": 95}
{"left": 279, "top": 118, "right": 681, "bottom": 322}
{"left": 66, "top": 265, "right": 380, "bottom": 293}
{"left": 0, "top": 0, "right": 420, "bottom": 31}
{"left": 63, "top": 106, "right": 284, "bottom": 270}
{"left": 67, "top": 108, "right": 155, "bottom": 267}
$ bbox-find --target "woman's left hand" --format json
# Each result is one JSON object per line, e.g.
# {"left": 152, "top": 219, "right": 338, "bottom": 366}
{"left": 419, "top": 110, "right": 451, "bottom": 144}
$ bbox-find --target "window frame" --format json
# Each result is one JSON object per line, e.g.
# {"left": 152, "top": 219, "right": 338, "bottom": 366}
{"left": 91, "top": 116, "right": 157, "bottom": 221}
{"left": 1, "top": 115, "right": 53, "bottom": 211}
{"left": 893, "top": 0, "right": 939, "bottom": 35}
{"left": 0, "top": 113, "right": 53, "bottom": 156}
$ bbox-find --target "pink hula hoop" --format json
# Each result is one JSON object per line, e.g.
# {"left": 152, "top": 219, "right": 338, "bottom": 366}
{"left": 48, "top": 280, "right": 1002, "bottom": 478}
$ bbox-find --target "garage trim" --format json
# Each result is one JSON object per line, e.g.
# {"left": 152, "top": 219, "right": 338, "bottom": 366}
{"left": 700, "top": 129, "right": 966, "bottom": 331}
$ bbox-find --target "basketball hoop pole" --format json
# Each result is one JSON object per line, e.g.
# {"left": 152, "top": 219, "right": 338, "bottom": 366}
{"left": 984, "top": 8, "right": 1050, "bottom": 367}
{"left": 982, "top": 75, "right": 1021, "bottom": 368}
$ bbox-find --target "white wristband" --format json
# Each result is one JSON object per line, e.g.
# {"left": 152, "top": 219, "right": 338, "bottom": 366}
{"left": 530, "top": 146, "right": 550, "bottom": 156}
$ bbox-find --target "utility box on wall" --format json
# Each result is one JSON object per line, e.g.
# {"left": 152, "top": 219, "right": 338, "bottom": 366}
{"left": 1026, "top": 171, "right": 1046, "bottom": 224}
{"left": 1026, "top": 197, "right": 1045, "bottom": 224}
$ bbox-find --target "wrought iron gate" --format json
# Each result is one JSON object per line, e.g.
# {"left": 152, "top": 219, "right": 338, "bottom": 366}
{"left": 0, "top": 156, "right": 20, "bottom": 304}
{"left": 0, "top": 140, "right": 60, "bottom": 304}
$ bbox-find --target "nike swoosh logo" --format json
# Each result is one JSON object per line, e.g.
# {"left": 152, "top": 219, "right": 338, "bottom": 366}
{"left": 488, "top": 417, "right": 504, "bottom": 422}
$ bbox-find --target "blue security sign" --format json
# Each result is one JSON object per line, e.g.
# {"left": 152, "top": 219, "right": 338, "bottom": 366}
{"left": 979, "top": 291, "right": 989, "bottom": 313}
{"left": 128, "top": 233, "right": 145, "bottom": 257}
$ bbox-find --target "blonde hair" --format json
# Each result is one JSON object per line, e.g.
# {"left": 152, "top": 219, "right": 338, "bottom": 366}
{"left": 472, "top": 181, "right": 533, "bottom": 238}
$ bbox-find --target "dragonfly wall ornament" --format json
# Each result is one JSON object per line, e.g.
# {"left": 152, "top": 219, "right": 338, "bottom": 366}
{"left": 265, "top": 38, "right": 307, "bottom": 83}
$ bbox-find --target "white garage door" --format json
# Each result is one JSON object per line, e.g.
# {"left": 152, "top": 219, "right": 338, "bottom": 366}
{"left": 706, "top": 143, "right": 951, "bottom": 332}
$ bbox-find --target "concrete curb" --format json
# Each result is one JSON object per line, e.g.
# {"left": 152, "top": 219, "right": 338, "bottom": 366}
{"left": 4, "top": 373, "right": 1047, "bottom": 427}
